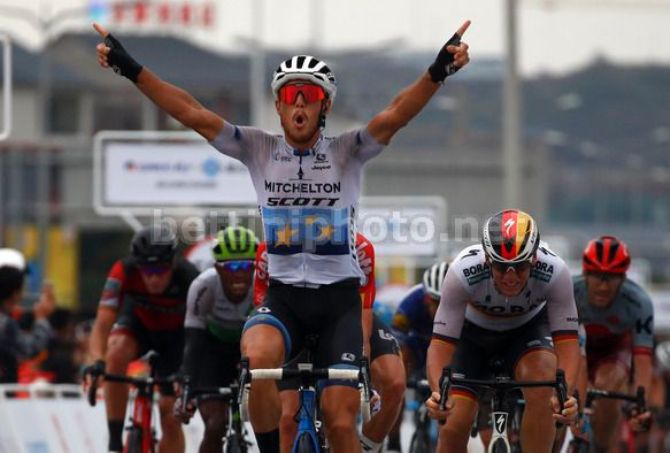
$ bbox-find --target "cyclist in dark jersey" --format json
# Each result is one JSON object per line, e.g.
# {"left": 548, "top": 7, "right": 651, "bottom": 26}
{"left": 574, "top": 235, "right": 654, "bottom": 451}
{"left": 83, "top": 227, "right": 199, "bottom": 453}
{"left": 93, "top": 19, "right": 470, "bottom": 452}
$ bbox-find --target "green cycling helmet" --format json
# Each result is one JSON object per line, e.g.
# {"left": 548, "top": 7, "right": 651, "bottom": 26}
{"left": 212, "top": 226, "right": 259, "bottom": 262}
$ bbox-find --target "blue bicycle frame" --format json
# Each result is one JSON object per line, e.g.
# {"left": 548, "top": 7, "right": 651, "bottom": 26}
{"left": 293, "top": 386, "right": 321, "bottom": 453}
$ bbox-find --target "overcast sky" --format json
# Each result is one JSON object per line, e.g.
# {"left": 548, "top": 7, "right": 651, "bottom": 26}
{"left": 1, "top": 0, "right": 669, "bottom": 75}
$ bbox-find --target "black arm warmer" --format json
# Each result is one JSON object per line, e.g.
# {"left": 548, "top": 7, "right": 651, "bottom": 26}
{"left": 104, "top": 34, "right": 143, "bottom": 83}
{"left": 180, "top": 327, "right": 208, "bottom": 385}
{"left": 427, "top": 33, "right": 462, "bottom": 83}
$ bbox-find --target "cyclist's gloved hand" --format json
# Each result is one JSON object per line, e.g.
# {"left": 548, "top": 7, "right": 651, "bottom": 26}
{"left": 626, "top": 405, "right": 653, "bottom": 432}
{"left": 82, "top": 360, "right": 105, "bottom": 388}
{"left": 93, "top": 23, "right": 143, "bottom": 83}
{"left": 425, "top": 391, "right": 452, "bottom": 422}
{"left": 427, "top": 20, "right": 471, "bottom": 83}
{"left": 174, "top": 396, "right": 197, "bottom": 424}
{"left": 552, "top": 394, "right": 579, "bottom": 425}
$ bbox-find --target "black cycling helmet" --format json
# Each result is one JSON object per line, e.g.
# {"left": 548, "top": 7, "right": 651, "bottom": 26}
{"left": 130, "top": 226, "right": 177, "bottom": 265}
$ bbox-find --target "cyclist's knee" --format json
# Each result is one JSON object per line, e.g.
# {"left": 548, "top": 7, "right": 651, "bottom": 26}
{"left": 241, "top": 325, "right": 284, "bottom": 367}
{"left": 106, "top": 336, "right": 137, "bottom": 371}
{"left": 515, "top": 350, "right": 556, "bottom": 381}
{"left": 279, "top": 411, "right": 297, "bottom": 440}
{"left": 593, "top": 363, "right": 627, "bottom": 391}
{"left": 439, "top": 420, "right": 471, "bottom": 449}
{"left": 380, "top": 373, "right": 405, "bottom": 406}
{"left": 523, "top": 386, "right": 554, "bottom": 408}
{"left": 203, "top": 414, "right": 227, "bottom": 437}
{"left": 321, "top": 388, "right": 359, "bottom": 424}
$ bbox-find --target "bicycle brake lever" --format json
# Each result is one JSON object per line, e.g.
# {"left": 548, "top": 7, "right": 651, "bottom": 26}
{"left": 555, "top": 369, "right": 568, "bottom": 428}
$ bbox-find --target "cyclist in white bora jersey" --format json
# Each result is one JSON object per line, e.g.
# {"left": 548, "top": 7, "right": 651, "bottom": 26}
{"left": 93, "top": 20, "right": 471, "bottom": 453}
{"left": 425, "top": 209, "right": 580, "bottom": 453}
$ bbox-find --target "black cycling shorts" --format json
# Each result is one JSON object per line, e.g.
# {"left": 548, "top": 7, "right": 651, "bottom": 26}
{"left": 276, "top": 314, "right": 399, "bottom": 392}
{"left": 450, "top": 308, "right": 554, "bottom": 397}
{"left": 244, "top": 278, "right": 363, "bottom": 371}
{"left": 196, "top": 334, "right": 241, "bottom": 393}
{"left": 370, "top": 315, "right": 401, "bottom": 361}
{"left": 112, "top": 306, "right": 184, "bottom": 396}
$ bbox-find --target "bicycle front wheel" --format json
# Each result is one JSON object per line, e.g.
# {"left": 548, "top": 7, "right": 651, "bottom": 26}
{"left": 295, "top": 432, "right": 318, "bottom": 453}
{"left": 224, "top": 435, "right": 246, "bottom": 453}
{"left": 567, "top": 438, "right": 590, "bottom": 453}
{"left": 489, "top": 438, "right": 511, "bottom": 453}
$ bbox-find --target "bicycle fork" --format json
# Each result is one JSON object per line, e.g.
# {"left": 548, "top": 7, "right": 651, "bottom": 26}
{"left": 489, "top": 411, "right": 511, "bottom": 453}
{"left": 293, "top": 387, "right": 321, "bottom": 453}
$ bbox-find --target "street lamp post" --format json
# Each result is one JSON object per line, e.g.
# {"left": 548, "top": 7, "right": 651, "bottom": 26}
{"left": 503, "top": 0, "right": 522, "bottom": 209}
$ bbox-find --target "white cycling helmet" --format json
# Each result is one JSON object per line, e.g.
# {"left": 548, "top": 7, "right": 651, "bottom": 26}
{"left": 656, "top": 341, "right": 670, "bottom": 371}
{"left": 422, "top": 261, "right": 449, "bottom": 299}
{"left": 271, "top": 55, "right": 337, "bottom": 102}
{"left": 0, "top": 248, "right": 27, "bottom": 272}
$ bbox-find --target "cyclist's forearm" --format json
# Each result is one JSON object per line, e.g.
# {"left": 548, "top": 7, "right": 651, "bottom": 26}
{"left": 554, "top": 338, "right": 580, "bottom": 393}
{"left": 633, "top": 354, "right": 653, "bottom": 396}
{"left": 426, "top": 339, "right": 456, "bottom": 391}
{"left": 180, "top": 327, "right": 208, "bottom": 383}
{"left": 89, "top": 309, "right": 115, "bottom": 362}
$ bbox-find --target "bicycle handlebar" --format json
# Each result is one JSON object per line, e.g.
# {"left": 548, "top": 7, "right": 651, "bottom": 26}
{"left": 437, "top": 367, "right": 568, "bottom": 422}
{"left": 179, "top": 375, "right": 235, "bottom": 425}
{"left": 249, "top": 368, "right": 361, "bottom": 381}
{"left": 87, "top": 372, "right": 177, "bottom": 407}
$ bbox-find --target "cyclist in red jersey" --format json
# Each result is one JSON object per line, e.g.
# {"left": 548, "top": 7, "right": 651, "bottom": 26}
{"left": 254, "top": 234, "right": 406, "bottom": 452}
{"left": 574, "top": 236, "right": 654, "bottom": 451}
{"left": 83, "top": 227, "right": 199, "bottom": 453}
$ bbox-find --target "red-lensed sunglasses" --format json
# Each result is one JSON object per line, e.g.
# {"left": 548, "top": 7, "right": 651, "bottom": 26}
{"left": 278, "top": 84, "right": 326, "bottom": 105}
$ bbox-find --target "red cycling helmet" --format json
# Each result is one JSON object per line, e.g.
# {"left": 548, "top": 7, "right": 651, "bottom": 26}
{"left": 582, "top": 235, "right": 630, "bottom": 274}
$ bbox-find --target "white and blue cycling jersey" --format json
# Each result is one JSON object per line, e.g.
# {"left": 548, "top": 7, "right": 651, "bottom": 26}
{"left": 210, "top": 122, "right": 384, "bottom": 286}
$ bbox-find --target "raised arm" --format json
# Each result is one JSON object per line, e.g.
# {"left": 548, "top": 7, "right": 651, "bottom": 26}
{"left": 367, "top": 20, "right": 471, "bottom": 145}
{"left": 93, "top": 23, "right": 224, "bottom": 141}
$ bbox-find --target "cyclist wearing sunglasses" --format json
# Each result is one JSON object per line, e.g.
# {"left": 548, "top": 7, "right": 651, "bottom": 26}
{"left": 573, "top": 236, "right": 654, "bottom": 450}
{"left": 175, "top": 226, "right": 258, "bottom": 453}
{"left": 83, "top": 226, "right": 199, "bottom": 453}
{"left": 93, "top": 18, "right": 470, "bottom": 452}
{"left": 425, "top": 209, "right": 580, "bottom": 453}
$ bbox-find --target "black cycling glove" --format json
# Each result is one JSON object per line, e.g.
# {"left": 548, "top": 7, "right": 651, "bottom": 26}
{"left": 82, "top": 359, "right": 106, "bottom": 379}
{"left": 104, "top": 34, "right": 143, "bottom": 83}
{"left": 428, "top": 33, "right": 462, "bottom": 83}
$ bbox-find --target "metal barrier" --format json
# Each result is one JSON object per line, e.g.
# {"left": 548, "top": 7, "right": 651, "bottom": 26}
{"left": 0, "top": 382, "right": 215, "bottom": 452}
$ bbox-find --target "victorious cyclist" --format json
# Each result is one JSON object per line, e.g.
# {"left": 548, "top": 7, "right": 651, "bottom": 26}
{"left": 175, "top": 226, "right": 258, "bottom": 453}
{"left": 93, "top": 19, "right": 470, "bottom": 453}
{"left": 426, "top": 209, "right": 580, "bottom": 453}
{"left": 574, "top": 235, "right": 654, "bottom": 451}
{"left": 254, "top": 234, "right": 405, "bottom": 453}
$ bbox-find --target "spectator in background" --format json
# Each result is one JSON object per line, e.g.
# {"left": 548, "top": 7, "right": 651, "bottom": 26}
{"left": 0, "top": 249, "right": 55, "bottom": 383}
{"left": 39, "top": 308, "right": 80, "bottom": 383}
